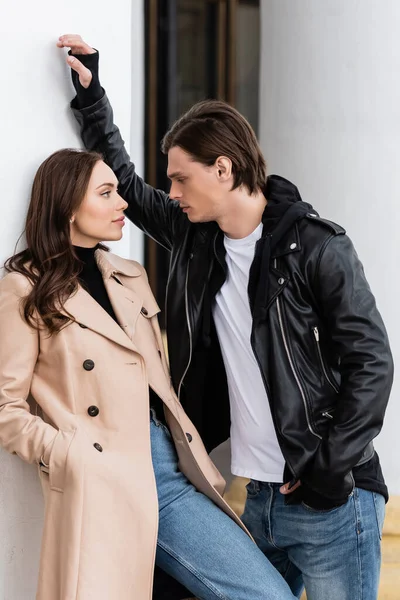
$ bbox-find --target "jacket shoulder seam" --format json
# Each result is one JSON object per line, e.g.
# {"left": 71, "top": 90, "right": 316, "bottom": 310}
{"left": 305, "top": 213, "right": 346, "bottom": 235}
{"left": 313, "top": 233, "right": 340, "bottom": 290}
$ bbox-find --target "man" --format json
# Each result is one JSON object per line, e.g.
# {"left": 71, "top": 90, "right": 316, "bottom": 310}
{"left": 57, "top": 34, "right": 393, "bottom": 600}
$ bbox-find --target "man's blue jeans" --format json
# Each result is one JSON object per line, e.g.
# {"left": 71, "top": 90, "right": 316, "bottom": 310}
{"left": 241, "top": 480, "right": 385, "bottom": 600}
{"left": 150, "top": 412, "right": 296, "bottom": 600}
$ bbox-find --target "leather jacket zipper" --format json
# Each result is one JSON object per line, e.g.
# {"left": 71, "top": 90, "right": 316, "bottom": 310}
{"left": 178, "top": 232, "right": 223, "bottom": 402}
{"left": 322, "top": 410, "right": 334, "bottom": 420}
{"left": 213, "top": 230, "right": 226, "bottom": 273}
{"left": 213, "top": 231, "right": 220, "bottom": 263}
{"left": 274, "top": 260, "right": 321, "bottom": 439}
{"left": 178, "top": 255, "right": 193, "bottom": 401}
{"left": 312, "top": 327, "right": 339, "bottom": 394}
{"left": 164, "top": 249, "right": 175, "bottom": 341}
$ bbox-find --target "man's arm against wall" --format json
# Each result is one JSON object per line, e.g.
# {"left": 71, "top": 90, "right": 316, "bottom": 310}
{"left": 57, "top": 35, "right": 187, "bottom": 251}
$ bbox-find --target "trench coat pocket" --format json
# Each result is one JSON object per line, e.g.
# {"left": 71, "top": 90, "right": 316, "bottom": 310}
{"left": 43, "top": 429, "right": 77, "bottom": 493}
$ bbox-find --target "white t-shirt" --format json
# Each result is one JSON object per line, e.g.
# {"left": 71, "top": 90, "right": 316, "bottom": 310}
{"left": 213, "top": 223, "right": 285, "bottom": 482}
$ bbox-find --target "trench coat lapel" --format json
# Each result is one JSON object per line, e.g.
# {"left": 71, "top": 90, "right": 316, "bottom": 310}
{"left": 63, "top": 286, "right": 138, "bottom": 353}
{"left": 96, "top": 249, "right": 161, "bottom": 343}
{"left": 62, "top": 249, "right": 145, "bottom": 353}
{"left": 103, "top": 276, "right": 143, "bottom": 343}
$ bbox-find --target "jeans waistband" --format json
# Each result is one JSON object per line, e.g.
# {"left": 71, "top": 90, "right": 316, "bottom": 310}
{"left": 249, "top": 481, "right": 282, "bottom": 490}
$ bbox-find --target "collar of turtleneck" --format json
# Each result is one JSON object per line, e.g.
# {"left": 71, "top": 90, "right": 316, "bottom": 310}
{"left": 74, "top": 244, "right": 99, "bottom": 268}
{"left": 72, "top": 244, "right": 118, "bottom": 324}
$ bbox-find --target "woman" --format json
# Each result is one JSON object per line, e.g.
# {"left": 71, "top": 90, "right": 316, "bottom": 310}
{"left": 0, "top": 149, "right": 295, "bottom": 600}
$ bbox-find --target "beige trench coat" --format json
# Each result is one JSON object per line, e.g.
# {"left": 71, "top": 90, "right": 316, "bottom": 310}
{"left": 0, "top": 250, "right": 250, "bottom": 600}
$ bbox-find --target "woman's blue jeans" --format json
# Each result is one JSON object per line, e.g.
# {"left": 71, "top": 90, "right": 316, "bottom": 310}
{"left": 150, "top": 411, "right": 295, "bottom": 600}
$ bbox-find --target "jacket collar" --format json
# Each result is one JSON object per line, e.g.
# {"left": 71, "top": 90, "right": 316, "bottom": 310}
{"left": 261, "top": 175, "right": 312, "bottom": 258}
{"left": 270, "top": 222, "right": 302, "bottom": 259}
{"left": 210, "top": 175, "right": 312, "bottom": 261}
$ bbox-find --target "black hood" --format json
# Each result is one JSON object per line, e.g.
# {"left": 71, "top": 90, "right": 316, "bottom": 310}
{"left": 262, "top": 174, "right": 316, "bottom": 234}
{"left": 250, "top": 175, "right": 316, "bottom": 321}
{"left": 265, "top": 174, "right": 306, "bottom": 206}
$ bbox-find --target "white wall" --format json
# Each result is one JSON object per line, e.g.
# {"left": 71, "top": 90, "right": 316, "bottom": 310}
{"left": 260, "top": 1, "right": 400, "bottom": 493}
{"left": 0, "top": 1, "right": 143, "bottom": 596}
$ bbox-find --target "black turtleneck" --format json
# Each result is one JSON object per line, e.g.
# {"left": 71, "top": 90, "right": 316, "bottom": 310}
{"left": 74, "top": 245, "right": 118, "bottom": 323}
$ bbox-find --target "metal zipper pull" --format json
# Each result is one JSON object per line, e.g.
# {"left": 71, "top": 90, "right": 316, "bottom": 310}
{"left": 312, "top": 325, "right": 339, "bottom": 394}
{"left": 178, "top": 255, "right": 193, "bottom": 402}
{"left": 322, "top": 411, "right": 334, "bottom": 420}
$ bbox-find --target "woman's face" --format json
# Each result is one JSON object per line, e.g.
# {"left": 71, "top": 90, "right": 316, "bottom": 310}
{"left": 70, "top": 161, "right": 128, "bottom": 247}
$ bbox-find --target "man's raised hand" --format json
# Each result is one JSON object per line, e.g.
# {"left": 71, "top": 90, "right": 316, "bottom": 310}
{"left": 57, "top": 34, "right": 95, "bottom": 89}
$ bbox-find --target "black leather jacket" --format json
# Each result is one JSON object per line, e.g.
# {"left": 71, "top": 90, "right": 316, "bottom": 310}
{"left": 72, "top": 93, "right": 393, "bottom": 507}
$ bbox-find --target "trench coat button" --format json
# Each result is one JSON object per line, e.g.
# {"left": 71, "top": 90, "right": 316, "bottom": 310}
{"left": 186, "top": 432, "right": 193, "bottom": 443}
{"left": 290, "top": 243, "right": 297, "bottom": 250}
{"left": 88, "top": 405, "right": 99, "bottom": 417}
{"left": 83, "top": 359, "right": 95, "bottom": 371}
{"left": 78, "top": 323, "right": 88, "bottom": 329}
{"left": 278, "top": 277, "right": 285, "bottom": 285}
{"left": 141, "top": 307, "right": 148, "bottom": 316}
{"left": 93, "top": 442, "right": 103, "bottom": 452}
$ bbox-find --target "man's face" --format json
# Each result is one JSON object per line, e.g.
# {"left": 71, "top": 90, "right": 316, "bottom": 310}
{"left": 167, "top": 146, "right": 230, "bottom": 223}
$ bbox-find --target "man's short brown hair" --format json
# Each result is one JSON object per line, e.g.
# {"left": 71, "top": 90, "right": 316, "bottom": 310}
{"left": 162, "top": 100, "right": 267, "bottom": 195}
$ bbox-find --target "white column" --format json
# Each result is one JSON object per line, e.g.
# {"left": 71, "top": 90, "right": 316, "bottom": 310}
{"left": 260, "top": 0, "right": 400, "bottom": 493}
{"left": 0, "top": 2, "right": 143, "bottom": 596}
{"left": 129, "top": 0, "right": 145, "bottom": 265}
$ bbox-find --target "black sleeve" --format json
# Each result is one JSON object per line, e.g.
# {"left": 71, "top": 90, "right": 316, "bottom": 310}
{"left": 69, "top": 59, "right": 189, "bottom": 250}
{"left": 303, "top": 233, "right": 394, "bottom": 502}
{"left": 69, "top": 50, "right": 103, "bottom": 109}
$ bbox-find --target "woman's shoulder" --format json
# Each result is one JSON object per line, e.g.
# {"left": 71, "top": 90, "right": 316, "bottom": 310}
{"left": 0, "top": 270, "right": 33, "bottom": 296}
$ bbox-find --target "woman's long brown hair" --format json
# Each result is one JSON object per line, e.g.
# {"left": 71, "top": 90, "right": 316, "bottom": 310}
{"left": 4, "top": 149, "right": 105, "bottom": 334}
